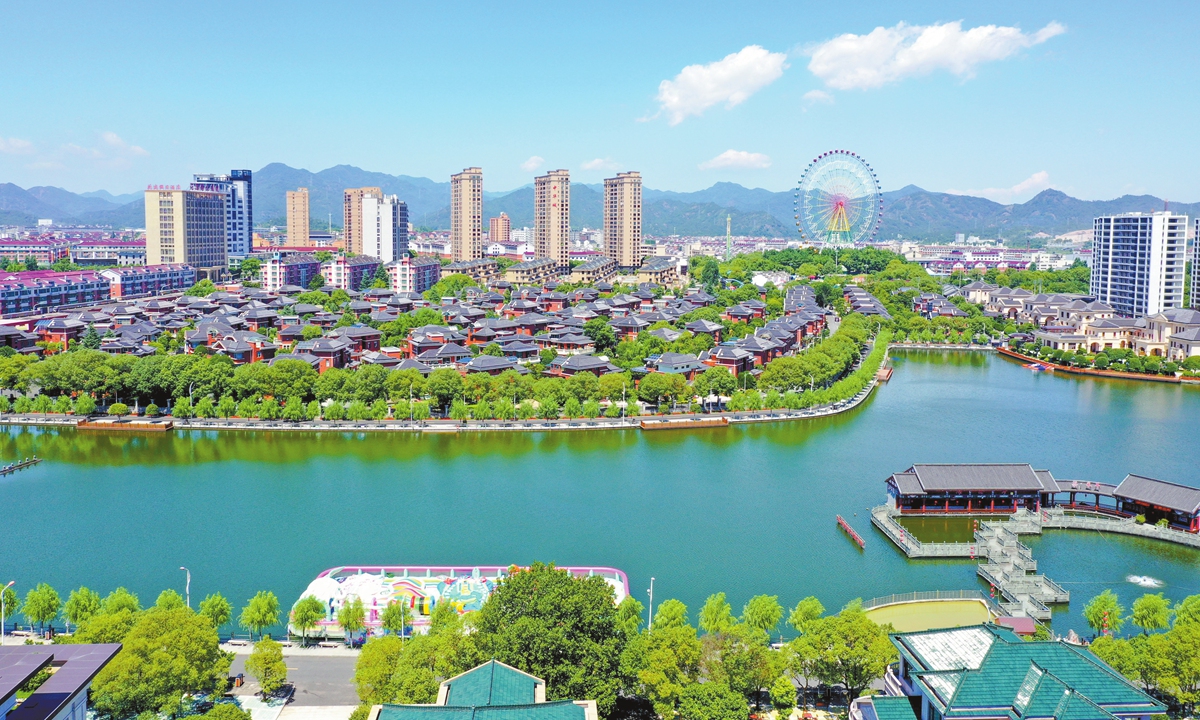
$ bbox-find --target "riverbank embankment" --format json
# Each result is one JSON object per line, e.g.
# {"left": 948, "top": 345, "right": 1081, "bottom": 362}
{"left": 997, "top": 347, "right": 1197, "bottom": 384}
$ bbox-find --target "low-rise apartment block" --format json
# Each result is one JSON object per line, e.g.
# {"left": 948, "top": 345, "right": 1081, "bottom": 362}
{"left": 386, "top": 256, "right": 441, "bottom": 294}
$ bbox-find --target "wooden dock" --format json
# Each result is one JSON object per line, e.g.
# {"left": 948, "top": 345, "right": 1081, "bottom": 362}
{"left": 639, "top": 417, "right": 729, "bottom": 430}
{"left": 0, "top": 457, "right": 41, "bottom": 476}
{"left": 77, "top": 418, "right": 174, "bottom": 432}
{"left": 837, "top": 515, "right": 866, "bottom": 549}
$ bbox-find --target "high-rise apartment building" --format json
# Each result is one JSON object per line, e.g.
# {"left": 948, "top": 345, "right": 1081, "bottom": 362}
{"left": 489, "top": 212, "right": 511, "bottom": 244}
{"left": 192, "top": 170, "right": 252, "bottom": 261}
{"left": 451, "top": 167, "right": 483, "bottom": 262}
{"left": 534, "top": 170, "right": 571, "bottom": 271}
{"left": 344, "top": 187, "right": 383, "bottom": 254}
{"left": 286, "top": 188, "right": 310, "bottom": 245}
{"left": 1091, "top": 212, "right": 1187, "bottom": 317}
{"left": 144, "top": 185, "right": 228, "bottom": 274}
{"left": 1195, "top": 218, "right": 1200, "bottom": 308}
{"left": 361, "top": 194, "right": 409, "bottom": 263}
{"left": 604, "top": 171, "right": 643, "bottom": 269}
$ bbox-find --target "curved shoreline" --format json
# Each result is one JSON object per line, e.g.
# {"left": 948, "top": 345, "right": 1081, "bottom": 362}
{"left": 0, "top": 378, "right": 883, "bottom": 435}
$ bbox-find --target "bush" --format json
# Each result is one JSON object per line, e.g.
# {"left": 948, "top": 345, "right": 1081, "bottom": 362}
{"left": 108, "top": 403, "right": 130, "bottom": 417}
{"left": 145, "top": 403, "right": 159, "bottom": 417}
{"left": 73, "top": 394, "right": 95, "bottom": 415}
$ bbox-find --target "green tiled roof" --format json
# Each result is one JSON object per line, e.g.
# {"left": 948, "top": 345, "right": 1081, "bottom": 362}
{"left": 871, "top": 696, "right": 919, "bottom": 720}
{"left": 444, "top": 661, "right": 541, "bottom": 707}
{"left": 894, "top": 624, "right": 1165, "bottom": 720}
{"left": 379, "top": 702, "right": 586, "bottom": 720}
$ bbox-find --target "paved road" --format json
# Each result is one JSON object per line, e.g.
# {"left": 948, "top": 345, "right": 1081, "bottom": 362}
{"left": 231, "top": 654, "right": 359, "bottom": 707}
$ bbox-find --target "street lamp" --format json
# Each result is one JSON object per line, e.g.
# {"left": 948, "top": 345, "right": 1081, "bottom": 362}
{"left": 646, "top": 577, "right": 655, "bottom": 633}
{"left": 180, "top": 567, "right": 191, "bottom": 608}
{"left": 2, "top": 580, "right": 14, "bottom": 645}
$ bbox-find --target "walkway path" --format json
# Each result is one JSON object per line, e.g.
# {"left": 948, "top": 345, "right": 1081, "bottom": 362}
{"left": 872, "top": 504, "right": 1200, "bottom": 619}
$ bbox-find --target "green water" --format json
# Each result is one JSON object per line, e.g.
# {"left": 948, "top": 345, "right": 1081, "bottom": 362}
{"left": 2, "top": 349, "right": 1198, "bottom": 635}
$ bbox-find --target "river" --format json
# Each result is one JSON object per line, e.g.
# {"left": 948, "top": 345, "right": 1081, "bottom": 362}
{"left": 2, "top": 349, "right": 1198, "bottom": 636}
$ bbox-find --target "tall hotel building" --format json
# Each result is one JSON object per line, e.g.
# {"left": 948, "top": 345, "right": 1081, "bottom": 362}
{"left": 451, "top": 167, "right": 483, "bottom": 262}
{"left": 489, "top": 212, "right": 511, "bottom": 244}
{"left": 603, "top": 171, "right": 643, "bottom": 270}
{"left": 361, "top": 194, "right": 409, "bottom": 263}
{"left": 535, "top": 170, "right": 571, "bottom": 270}
{"left": 144, "top": 185, "right": 228, "bottom": 276}
{"left": 192, "top": 170, "right": 252, "bottom": 260}
{"left": 286, "top": 188, "right": 310, "bottom": 245}
{"left": 1091, "top": 212, "right": 1187, "bottom": 316}
{"left": 344, "top": 187, "right": 383, "bottom": 254}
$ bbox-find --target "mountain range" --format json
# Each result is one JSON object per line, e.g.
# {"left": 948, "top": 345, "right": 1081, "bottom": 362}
{"left": 3, "top": 163, "right": 1197, "bottom": 242}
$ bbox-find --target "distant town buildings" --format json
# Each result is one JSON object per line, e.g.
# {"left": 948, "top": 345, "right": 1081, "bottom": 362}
{"left": 603, "top": 172, "right": 643, "bottom": 269}
{"left": 286, "top": 188, "right": 310, "bottom": 245}
{"left": 451, "top": 168, "right": 483, "bottom": 262}
{"left": 361, "top": 194, "right": 409, "bottom": 263}
{"left": 1193, "top": 218, "right": 1200, "bottom": 308}
{"left": 1091, "top": 212, "right": 1186, "bottom": 317}
{"left": 192, "top": 170, "right": 253, "bottom": 261}
{"left": 143, "top": 185, "right": 228, "bottom": 278}
{"left": 534, "top": 169, "right": 571, "bottom": 271}
{"left": 489, "top": 212, "right": 511, "bottom": 244}
{"left": 343, "top": 187, "right": 383, "bottom": 254}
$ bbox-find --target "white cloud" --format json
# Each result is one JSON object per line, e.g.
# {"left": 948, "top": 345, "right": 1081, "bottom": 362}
{"left": 699, "top": 150, "right": 772, "bottom": 170}
{"left": 64, "top": 143, "right": 103, "bottom": 159}
{"left": 948, "top": 171, "right": 1051, "bottom": 203}
{"left": 802, "top": 89, "right": 834, "bottom": 104}
{"left": 655, "top": 45, "right": 788, "bottom": 125}
{"left": 101, "top": 131, "right": 149, "bottom": 156}
{"left": 521, "top": 155, "right": 545, "bottom": 172}
{"left": 581, "top": 158, "right": 620, "bottom": 171}
{"left": 807, "top": 20, "right": 1065, "bottom": 90}
{"left": 0, "top": 137, "right": 35, "bottom": 155}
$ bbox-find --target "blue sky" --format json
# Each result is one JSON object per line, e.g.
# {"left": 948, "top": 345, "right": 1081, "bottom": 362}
{"left": 2, "top": 1, "right": 1197, "bottom": 202}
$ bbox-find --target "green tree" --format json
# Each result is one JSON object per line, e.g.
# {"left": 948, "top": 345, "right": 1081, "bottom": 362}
{"left": 22, "top": 583, "right": 61, "bottom": 633}
{"left": 742, "top": 595, "right": 783, "bottom": 637}
{"left": 426, "top": 368, "right": 464, "bottom": 410}
{"left": 563, "top": 396, "right": 583, "bottom": 418}
{"left": 583, "top": 317, "right": 618, "bottom": 354}
{"left": 195, "top": 396, "right": 217, "bottom": 418}
{"left": 621, "top": 624, "right": 702, "bottom": 719}
{"left": 80, "top": 325, "right": 102, "bottom": 350}
{"left": 788, "top": 596, "right": 825, "bottom": 635}
{"left": 654, "top": 599, "right": 689, "bottom": 630}
{"left": 156, "top": 589, "right": 186, "bottom": 610}
{"left": 239, "top": 257, "right": 262, "bottom": 282}
{"left": 1132, "top": 593, "right": 1172, "bottom": 634}
{"left": 1, "top": 584, "right": 20, "bottom": 625}
{"left": 1083, "top": 590, "right": 1125, "bottom": 636}
{"left": 448, "top": 399, "right": 470, "bottom": 421}
{"left": 245, "top": 637, "right": 287, "bottom": 698}
{"left": 240, "top": 591, "right": 281, "bottom": 640}
{"left": 200, "top": 593, "right": 233, "bottom": 636}
{"left": 677, "top": 681, "right": 748, "bottom": 720}
{"left": 802, "top": 602, "right": 895, "bottom": 699}
{"left": 699, "top": 592, "right": 736, "bottom": 635}
{"left": 1176, "top": 595, "right": 1200, "bottom": 625}
{"left": 201, "top": 703, "right": 253, "bottom": 720}
{"left": 770, "top": 674, "right": 797, "bottom": 716}
{"left": 338, "top": 597, "right": 367, "bottom": 643}
{"left": 102, "top": 587, "right": 141, "bottom": 614}
{"left": 616, "top": 596, "right": 644, "bottom": 638}
{"left": 108, "top": 402, "right": 130, "bottom": 417}
{"left": 62, "top": 586, "right": 101, "bottom": 632}
{"left": 282, "top": 396, "right": 306, "bottom": 422}
{"left": 472, "top": 562, "right": 625, "bottom": 717}
{"left": 291, "top": 595, "right": 325, "bottom": 646}
{"left": 381, "top": 599, "right": 413, "bottom": 638}
{"left": 90, "top": 605, "right": 231, "bottom": 718}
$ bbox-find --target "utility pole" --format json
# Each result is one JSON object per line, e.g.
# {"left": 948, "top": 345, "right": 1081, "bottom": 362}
{"left": 646, "top": 577, "right": 655, "bottom": 632}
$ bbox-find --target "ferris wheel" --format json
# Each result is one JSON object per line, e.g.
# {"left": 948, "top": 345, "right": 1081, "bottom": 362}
{"left": 794, "top": 150, "right": 883, "bottom": 245}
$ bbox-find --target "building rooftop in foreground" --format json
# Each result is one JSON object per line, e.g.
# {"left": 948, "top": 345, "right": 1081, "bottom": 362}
{"left": 0, "top": 644, "right": 122, "bottom": 720}
{"left": 375, "top": 661, "right": 597, "bottom": 720}
{"left": 872, "top": 624, "right": 1164, "bottom": 720}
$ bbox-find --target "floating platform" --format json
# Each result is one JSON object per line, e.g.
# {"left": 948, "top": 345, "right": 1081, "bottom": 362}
{"left": 640, "top": 417, "right": 729, "bottom": 430}
{"left": 837, "top": 514, "right": 866, "bottom": 548}
{"left": 77, "top": 418, "right": 174, "bottom": 432}
{"left": 876, "top": 366, "right": 894, "bottom": 382}
{"left": 0, "top": 457, "right": 41, "bottom": 476}
{"left": 289, "top": 565, "right": 630, "bottom": 638}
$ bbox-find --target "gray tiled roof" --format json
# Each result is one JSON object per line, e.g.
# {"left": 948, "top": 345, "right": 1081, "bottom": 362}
{"left": 1113, "top": 474, "right": 1200, "bottom": 514}
{"left": 908, "top": 463, "right": 1048, "bottom": 492}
